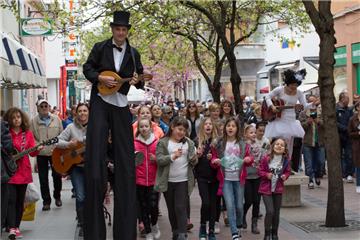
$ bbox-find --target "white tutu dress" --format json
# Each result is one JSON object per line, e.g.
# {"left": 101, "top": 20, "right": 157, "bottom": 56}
{"left": 264, "top": 86, "right": 312, "bottom": 140}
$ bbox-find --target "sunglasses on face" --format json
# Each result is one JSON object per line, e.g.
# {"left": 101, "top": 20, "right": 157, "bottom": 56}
{"left": 40, "top": 105, "right": 48, "bottom": 109}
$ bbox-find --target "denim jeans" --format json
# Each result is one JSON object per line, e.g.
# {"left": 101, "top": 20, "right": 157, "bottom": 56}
{"left": 222, "top": 180, "right": 245, "bottom": 235}
{"left": 303, "top": 145, "right": 325, "bottom": 180}
{"left": 356, "top": 168, "right": 360, "bottom": 187}
{"left": 340, "top": 140, "right": 353, "bottom": 178}
{"left": 71, "top": 166, "right": 85, "bottom": 210}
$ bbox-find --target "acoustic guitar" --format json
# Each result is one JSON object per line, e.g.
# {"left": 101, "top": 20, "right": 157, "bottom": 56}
{"left": 52, "top": 142, "right": 85, "bottom": 175}
{"left": 12, "top": 137, "right": 58, "bottom": 161}
{"left": 97, "top": 71, "right": 153, "bottom": 96}
{"left": 261, "top": 98, "right": 304, "bottom": 122}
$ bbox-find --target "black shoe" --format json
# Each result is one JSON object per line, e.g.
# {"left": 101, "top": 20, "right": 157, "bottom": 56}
{"left": 315, "top": 178, "right": 321, "bottom": 186}
{"left": 272, "top": 229, "right": 279, "bottom": 240}
{"left": 55, "top": 199, "right": 62, "bottom": 207}
{"left": 187, "top": 222, "right": 194, "bottom": 231}
{"left": 42, "top": 204, "right": 50, "bottom": 211}
{"left": 242, "top": 217, "right": 247, "bottom": 229}
{"left": 78, "top": 226, "right": 83, "bottom": 237}
{"left": 251, "top": 218, "right": 260, "bottom": 234}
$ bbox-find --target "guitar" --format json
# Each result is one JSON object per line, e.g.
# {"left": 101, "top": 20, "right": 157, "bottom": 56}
{"left": 97, "top": 71, "right": 153, "bottom": 96}
{"left": 52, "top": 142, "right": 85, "bottom": 175}
{"left": 261, "top": 98, "right": 304, "bottom": 122}
{"left": 12, "top": 137, "right": 59, "bottom": 161}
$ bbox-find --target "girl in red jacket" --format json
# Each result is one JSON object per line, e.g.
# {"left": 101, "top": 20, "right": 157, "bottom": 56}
{"left": 3, "top": 107, "right": 41, "bottom": 239}
{"left": 134, "top": 118, "right": 160, "bottom": 240}
{"left": 258, "top": 138, "right": 291, "bottom": 240}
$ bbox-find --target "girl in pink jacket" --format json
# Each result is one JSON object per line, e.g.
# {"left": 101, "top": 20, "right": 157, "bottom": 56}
{"left": 134, "top": 118, "right": 160, "bottom": 240}
{"left": 4, "top": 107, "right": 41, "bottom": 239}
{"left": 258, "top": 138, "right": 291, "bottom": 240}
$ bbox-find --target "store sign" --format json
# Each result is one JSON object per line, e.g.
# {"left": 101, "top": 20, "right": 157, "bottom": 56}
{"left": 334, "top": 46, "right": 347, "bottom": 67}
{"left": 20, "top": 18, "right": 53, "bottom": 36}
{"left": 65, "top": 59, "right": 77, "bottom": 67}
{"left": 352, "top": 42, "right": 360, "bottom": 64}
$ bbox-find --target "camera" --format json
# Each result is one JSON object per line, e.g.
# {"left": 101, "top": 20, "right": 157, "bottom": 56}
{"left": 310, "top": 111, "right": 317, "bottom": 119}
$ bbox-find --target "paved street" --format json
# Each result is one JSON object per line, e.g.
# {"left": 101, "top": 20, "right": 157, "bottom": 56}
{"left": 1, "top": 172, "right": 359, "bottom": 240}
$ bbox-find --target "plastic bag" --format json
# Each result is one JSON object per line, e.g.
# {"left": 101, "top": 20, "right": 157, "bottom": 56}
{"left": 24, "top": 183, "right": 40, "bottom": 204}
{"left": 22, "top": 202, "right": 36, "bottom": 221}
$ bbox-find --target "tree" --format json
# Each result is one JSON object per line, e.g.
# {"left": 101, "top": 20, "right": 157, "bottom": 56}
{"left": 302, "top": 0, "right": 345, "bottom": 227}
{"left": 179, "top": 0, "right": 310, "bottom": 114}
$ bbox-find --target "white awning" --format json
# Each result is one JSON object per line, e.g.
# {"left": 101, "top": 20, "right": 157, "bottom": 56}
{"left": 1, "top": 32, "right": 46, "bottom": 89}
{"left": 298, "top": 83, "right": 318, "bottom": 93}
{"left": 274, "top": 62, "right": 297, "bottom": 70}
{"left": 257, "top": 62, "right": 278, "bottom": 79}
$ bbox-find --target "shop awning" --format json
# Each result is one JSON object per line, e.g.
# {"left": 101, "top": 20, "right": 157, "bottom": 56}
{"left": 274, "top": 60, "right": 299, "bottom": 70}
{"left": 298, "top": 83, "right": 318, "bottom": 93}
{"left": 1, "top": 32, "right": 46, "bottom": 89}
{"left": 257, "top": 62, "right": 279, "bottom": 79}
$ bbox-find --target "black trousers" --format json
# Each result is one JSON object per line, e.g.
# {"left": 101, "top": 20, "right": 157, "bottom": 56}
{"left": 37, "top": 155, "right": 62, "bottom": 205}
{"left": 244, "top": 178, "right": 261, "bottom": 219}
{"left": 7, "top": 184, "right": 27, "bottom": 228}
{"left": 136, "top": 185, "right": 159, "bottom": 234}
{"left": 291, "top": 137, "right": 302, "bottom": 172}
{"left": 163, "top": 181, "right": 188, "bottom": 235}
{"left": 84, "top": 96, "right": 136, "bottom": 240}
{"left": 262, "top": 194, "right": 282, "bottom": 232}
{"left": 1, "top": 183, "right": 9, "bottom": 228}
{"left": 197, "top": 180, "right": 219, "bottom": 231}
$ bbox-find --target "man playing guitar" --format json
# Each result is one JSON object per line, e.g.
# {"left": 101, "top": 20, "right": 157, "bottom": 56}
{"left": 82, "top": 11, "right": 143, "bottom": 240}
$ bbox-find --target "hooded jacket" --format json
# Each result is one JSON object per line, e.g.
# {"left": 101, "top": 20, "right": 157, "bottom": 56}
{"left": 134, "top": 133, "right": 158, "bottom": 186}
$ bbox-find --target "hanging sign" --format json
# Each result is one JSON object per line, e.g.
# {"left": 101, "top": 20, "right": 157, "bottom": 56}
{"left": 20, "top": 18, "right": 53, "bottom": 36}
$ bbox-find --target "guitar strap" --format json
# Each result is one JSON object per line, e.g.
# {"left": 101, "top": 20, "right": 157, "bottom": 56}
{"left": 21, "top": 132, "right": 26, "bottom": 151}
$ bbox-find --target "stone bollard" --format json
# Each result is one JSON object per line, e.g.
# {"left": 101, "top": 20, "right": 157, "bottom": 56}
{"left": 282, "top": 173, "right": 308, "bottom": 207}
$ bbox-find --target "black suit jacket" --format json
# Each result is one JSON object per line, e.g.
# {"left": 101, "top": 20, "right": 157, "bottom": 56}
{"left": 83, "top": 38, "right": 144, "bottom": 98}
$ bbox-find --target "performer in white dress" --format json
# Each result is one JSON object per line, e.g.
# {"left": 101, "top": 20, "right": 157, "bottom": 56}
{"left": 264, "top": 69, "right": 316, "bottom": 159}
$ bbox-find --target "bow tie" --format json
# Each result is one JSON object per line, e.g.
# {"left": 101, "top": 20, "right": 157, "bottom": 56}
{"left": 112, "top": 44, "right": 122, "bottom": 52}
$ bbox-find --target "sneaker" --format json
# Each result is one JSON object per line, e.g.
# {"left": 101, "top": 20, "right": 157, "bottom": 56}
{"left": 208, "top": 230, "right": 216, "bottom": 240}
{"left": 232, "top": 233, "right": 239, "bottom": 240}
{"left": 199, "top": 224, "right": 207, "bottom": 240}
{"left": 15, "top": 228, "right": 22, "bottom": 239}
{"left": 347, "top": 175, "right": 354, "bottom": 183}
{"left": 42, "top": 204, "right": 50, "bottom": 211}
{"left": 315, "top": 178, "right": 321, "bottom": 186}
{"left": 356, "top": 186, "right": 360, "bottom": 193}
{"left": 214, "top": 222, "right": 220, "bottom": 234}
{"left": 151, "top": 223, "right": 161, "bottom": 239}
{"left": 308, "top": 181, "right": 314, "bottom": 189}
{"left": 55, "top": 199, "right": 62, "bottom": 207}
{"left": 145, "top": 233, "right": 154, "bottom": 240}
{"left": 8, "top": 228, "right": 16, "bottom": 240}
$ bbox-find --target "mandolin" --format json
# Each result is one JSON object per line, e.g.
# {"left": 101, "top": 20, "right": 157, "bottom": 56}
{"left": 261, "top": 98, "right": 304, "bottom": 122}
{"left": 97, "top": 71, "right": 153, "bottom": 96}
{"left": 52, "top": 142, "right": 85, "bottom": 175}
{"left": 12, "top": 137, "right": 58, "bottom": 161}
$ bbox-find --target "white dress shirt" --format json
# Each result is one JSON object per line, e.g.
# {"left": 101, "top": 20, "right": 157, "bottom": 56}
{"left": 98, "top": 39, "right": 128, "bottom": 107}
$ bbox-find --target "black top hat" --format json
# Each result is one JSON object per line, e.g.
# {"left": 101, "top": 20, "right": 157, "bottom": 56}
{"left": 110, "top": 11, "right": 131, "bottom": 29}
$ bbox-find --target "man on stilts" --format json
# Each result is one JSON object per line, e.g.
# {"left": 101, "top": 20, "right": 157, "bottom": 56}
{"left": 83, "top": 11, "right": 143, "bottom": 240}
